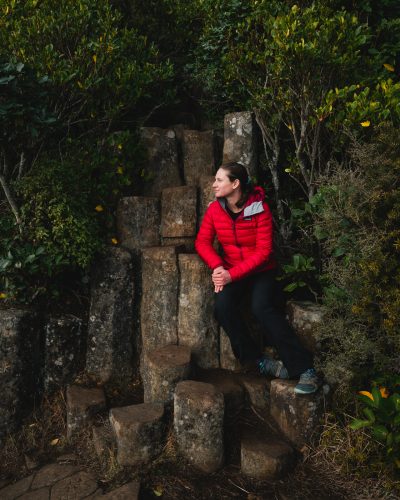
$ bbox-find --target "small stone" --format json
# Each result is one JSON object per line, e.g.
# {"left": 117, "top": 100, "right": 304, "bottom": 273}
{"left": 161, "top": 186, "right": 197, "bottom": 238}
{"left": 50, "top": 471, "right": 98, "bottom": 499}
{"left": 270, "top": 379, "right": 324, "bottom": 448}
{"left": 109, "top": 403, "right": 165, "bottom": 466}
{"left": 174, "top": 380, "right": 224, "bottom": 473}
{"left": 241, "top": 436, "right": 294, "bottom": 479}
{"left": 31, "top": 464, "right": 78, "bottom": 489}
{"left": 66, "top": 386, "right": 106, "bottom": 440}
{"left": 56, "top": 454, "right": 77, "bottom": 464}
{"left": 0, "top": 475, "right": 34, "bottom": 500}
{"left": 24, "top": 454, "right": 38, "bottom": 471}
{"left": 100, "top": 481, "right": 140, "bottom": 499}
{"left": 195, "top": 369, "right": 244, "bottom": 413}
{"left": 182, "top": 130, "right": 215, "bottom": 186}
{"left": 141, "top": 345, "right": 191, "bottom": 405}
{"left": 286, "top": 301, "right": 324, "bottom": 352}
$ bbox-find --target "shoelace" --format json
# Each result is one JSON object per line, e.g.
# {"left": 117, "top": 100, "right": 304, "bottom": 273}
{"left": 301, "top": 368, "right": 316, "bottom": 381}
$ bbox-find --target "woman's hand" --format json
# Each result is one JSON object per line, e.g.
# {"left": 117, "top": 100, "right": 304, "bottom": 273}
{"left": 212, "top": 267, "right": 232, "bottom": 291}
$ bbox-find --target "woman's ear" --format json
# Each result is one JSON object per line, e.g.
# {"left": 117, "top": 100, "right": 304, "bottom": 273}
{"left": 232, "top": 179, "right": 240, "bottom": 189}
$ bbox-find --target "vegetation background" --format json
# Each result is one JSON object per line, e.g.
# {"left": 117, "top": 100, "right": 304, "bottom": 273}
{"left": 1, "top": 0, "right": 400, "bottom": 492}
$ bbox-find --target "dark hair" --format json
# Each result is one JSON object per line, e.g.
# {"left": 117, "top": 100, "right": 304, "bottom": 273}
{"left": 220, "top": 161, "right": 253, "bottom": 208}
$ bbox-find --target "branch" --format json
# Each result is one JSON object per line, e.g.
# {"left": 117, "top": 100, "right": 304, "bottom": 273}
{"left": 0, "top": 163, "right": 22, "bottom": 229}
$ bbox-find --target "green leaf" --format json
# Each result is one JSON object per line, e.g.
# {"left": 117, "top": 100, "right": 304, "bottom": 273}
{"left": 372, "top": 424, "right": 389, "bottom": 442}
{"left": 350, "top": 419, "right": 371, "bottom": 430}
{"left": 362, "top": 407, "right": 375, "bottom": 422}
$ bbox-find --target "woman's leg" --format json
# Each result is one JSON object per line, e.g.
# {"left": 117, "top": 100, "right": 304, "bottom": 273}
{"left": 214, "top": 281, "right": 261, "bottom": 365}
{"left": 250, "top": 271, "right": 313, "bottom": 378}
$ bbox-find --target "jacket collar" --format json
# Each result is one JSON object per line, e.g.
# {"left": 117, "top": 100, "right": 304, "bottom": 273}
{"left": 218, "top": 186, "right": 265, "bottom": 217}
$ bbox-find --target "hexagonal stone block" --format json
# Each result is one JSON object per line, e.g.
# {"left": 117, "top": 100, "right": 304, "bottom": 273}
{"left": 66, "top": 386, "right": 106, "bottom": 440}
{"left": 174, "top": 381, "right": 224, "bottom": 473}
{"left": 286, "top": 301, "right": 324, "bottom": 352}
{"left": 182, "top": 129, "right": 215, "bottom": 186}
{"left": 141, "top": 344, "right": 192, "bottom": 405}
{"left": 109, "top": 403, "right": 165, "bottom": 466}
{"left": 161, "top": 186, "right": 197, "bottom": 238}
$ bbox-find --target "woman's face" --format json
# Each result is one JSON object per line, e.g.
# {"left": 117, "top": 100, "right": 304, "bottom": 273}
{"left": 212, "top": 168, "right": 239, "bottom": 198}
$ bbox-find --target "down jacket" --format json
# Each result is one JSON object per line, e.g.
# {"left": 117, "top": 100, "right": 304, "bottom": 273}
{"left": 195, "top": 186, "right": 276, "bottom": 282}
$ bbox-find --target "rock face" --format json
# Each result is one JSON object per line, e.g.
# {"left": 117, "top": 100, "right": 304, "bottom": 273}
{"left": 0, "top": 309, "right": 42, "bottom": 442}
{"left": 182, "top": 130, "right": 215, "bottom": 186}
{"left": 51, "top": 471, "right": 99, "bottom": 499}
{"left": 238, "top": 374, "right": 271, "bottom": 414}
{"left": 140, "top": 247, "right": 180, "bottom": 353}
{"left": 270, "top": 379, "right": 324, "bottom": 448}
{"left": 241, "top": 435, "right": 294, "bottom": 479}
{"left": 286, "top": 301, "right": 324, "bottom": 352}
{"left": 117, "top": 196, "right": 161, "bottom": 253}
{"left": 141, "top": 345, "right": 191, "bottom": 405}
{"left": 141, "top": 127, "right": 182, "bottom": 196}
{"left": 162, "top": 236, "right": 195, "bottom": 252}
{"left": 195, "top": 369, "right": 245, "bottom": 414}
{"left": 66, "top": 385, "right": 106, "bottom": 440}
{"left": 198, "top": 175, "right": 216, "bottom": 221}
{"left": 109, "top": 403, "right": 165, "bottom": 466}
{"left": 219, "top": 328, "right": 240, "bottom": 371}
{"left": 222, "top": 112, "right": 258, "bottom": 177}
{"left": 161, "top": 186, "right": 197, "bottom": 238}
{"left": 44, "top": 315, "right": 84, "bottom": 393}
{"left": 174, "top": 380, "right": 224, "bottom": 472}
{"left": 178, "top": 254, "right": 219, "bottom": 368}
{"left": 86, "top": 247, "right": 135, "bottom": 384}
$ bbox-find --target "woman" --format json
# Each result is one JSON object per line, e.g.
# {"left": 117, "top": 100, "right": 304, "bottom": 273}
{"left": 195, "top": 162, "right": 319, "bottom": 394}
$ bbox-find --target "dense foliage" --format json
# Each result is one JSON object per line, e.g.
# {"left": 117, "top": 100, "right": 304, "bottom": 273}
{"left": 0, "top": 0, "right": 399, "bottom": 478}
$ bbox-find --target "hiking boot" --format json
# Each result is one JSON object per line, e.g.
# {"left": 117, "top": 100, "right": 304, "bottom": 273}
{"left": 294, "top": 368, "right": 320, "bottom": 395}
{"left": 258, "top": 355, "right": 289, "bottom": 379}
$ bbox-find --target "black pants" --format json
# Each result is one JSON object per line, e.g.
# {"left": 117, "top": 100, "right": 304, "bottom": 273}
{"left": 214, "top": 270, "right": 313, "bottom": 378}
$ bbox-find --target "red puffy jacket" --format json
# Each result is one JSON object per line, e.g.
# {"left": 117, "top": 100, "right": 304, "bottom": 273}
{"left": 195, "top": 186, "right": 276, "bottom": 282}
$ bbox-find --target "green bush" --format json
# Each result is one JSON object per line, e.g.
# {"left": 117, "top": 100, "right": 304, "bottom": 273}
{"left": 311, "top": 126, "right": 400, "bottom": 391}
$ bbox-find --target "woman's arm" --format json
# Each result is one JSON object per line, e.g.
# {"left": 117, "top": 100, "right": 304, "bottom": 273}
{"left": 228, "top": 203, "right": 273, "bottom": 282}
{"left": 195, "top": 206, "right": 225, "bottom": 270}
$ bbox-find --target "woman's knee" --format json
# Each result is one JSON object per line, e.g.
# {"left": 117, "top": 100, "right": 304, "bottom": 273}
{"left": 251, "top": 296, "right": 275, "bottom": 321}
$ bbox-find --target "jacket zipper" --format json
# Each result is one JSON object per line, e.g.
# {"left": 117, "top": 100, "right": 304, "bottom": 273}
{"left": 232, "top": 219, "right": 244, "bottom": 261}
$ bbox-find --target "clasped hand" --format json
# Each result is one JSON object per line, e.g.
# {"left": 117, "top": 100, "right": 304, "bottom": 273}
{"left": 212, "top": 266, "right": 232, "bottom": 293}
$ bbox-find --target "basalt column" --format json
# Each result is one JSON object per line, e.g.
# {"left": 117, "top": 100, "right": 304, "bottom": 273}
{"left": 178, "top": 254, "right": 219, "bottom": 369}
{"left": 222, "top": 111, "right": 258, "bottom": 178}
{"left": 86, "top": 247, "right": 134, "bottom": 384}
{"left": 140, "top": 246, "right": 180, "bottom": 355}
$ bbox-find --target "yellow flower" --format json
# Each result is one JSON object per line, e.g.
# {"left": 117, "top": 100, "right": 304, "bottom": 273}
{"left": 117, "top": 166, "right": 123, "bottom": 174}
{"left": 379, "top": 387, "right": 389, "bottom": 398}
{"left": 92, "top": 54, "right": 97, "bottom": 64}
{"left": 0, "top": 293, "right": 6, "bottom": 299}
{"left": 383, "top": 63, "right": 395, "bottom": 72}
{"left": 95, "top": 205, "right": 104, "bottom": 212}
{"left": 111, "top": 238, "right": 118, "bottom": 245}
{"left": 359, "top": 390, "right": 374, "bottom": 401}
{"left": 360, "top": 120, "right": 370, "bottom": 127}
